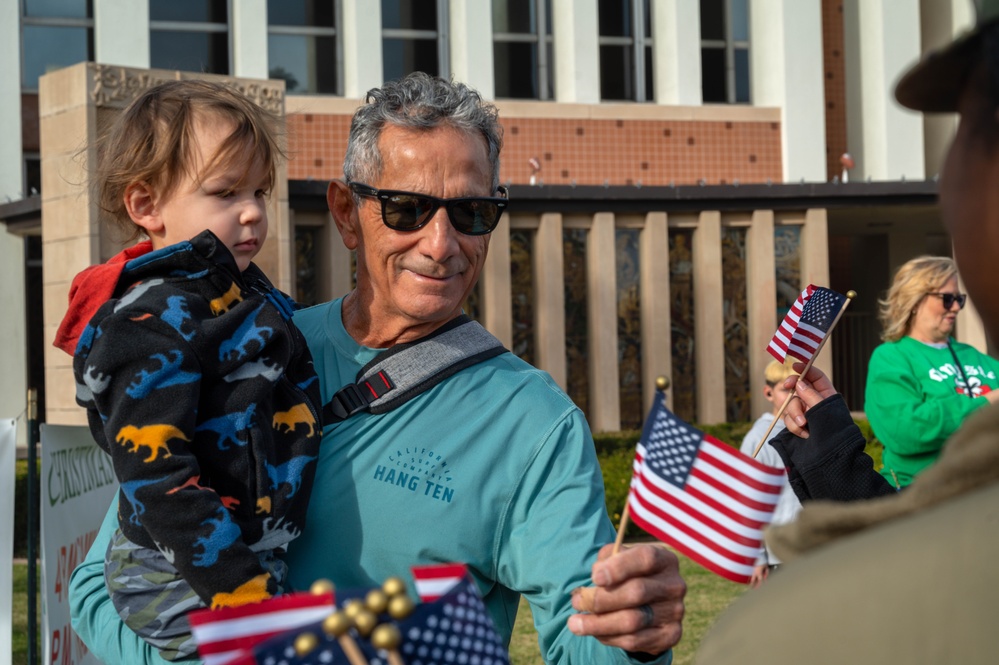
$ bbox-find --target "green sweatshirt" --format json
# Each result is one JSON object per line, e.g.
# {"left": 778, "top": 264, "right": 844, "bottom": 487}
{"left": 864, "top": 336, "right": 999, "bottom": 486}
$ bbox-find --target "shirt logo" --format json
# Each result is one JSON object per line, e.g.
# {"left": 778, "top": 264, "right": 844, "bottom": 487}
{"left": 373, "top": 447, "right": 456, "bottom": 503}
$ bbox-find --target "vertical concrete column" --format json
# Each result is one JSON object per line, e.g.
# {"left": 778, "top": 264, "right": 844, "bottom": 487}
{"left": 750, "top": 0, "right": 826, "bottom": 182}
{"left": 843, "top": 0, "right": 924, "bottom": 181}
{"left": 919, "top": 0, "right": 973, "bottom": 178}
{"left": 482, "top": 218, "right": 513, "bottom": 349}
{"left": 640, "top": 212, "right": 672, "bottom": 413}
{"left": 535, "top": 213, "right": 567, "bottom": 389}
{"left": 693, "top": 211, "right": 725, "bottom": 424}
{"left": 800, "top": 208, "right": 833, "bottom": 379}
{"left": 0, "top": 0, "right": 26, "bottom": 441}
{"left": 588, "top": 212, "right": 620, "bottom": 432}
{"left": 552, "top": 0, "right": 601, "bottom": 103}
{"left": 232, "top": 0, "right": 270, "bottom": 79}
{"left": 450, "top": 0, "right": 495, "bottom": 97}
{"left": 746, "top": 209, "right": 777, "bottom": 417}
{"left": 653, "top": 0, "right": 702, "bottom": 105}
{"left": 342, "top": 0, "right": 384, "bottom": 98}
{"left": 95, "top": 0, "right": 150, "bottom": 68}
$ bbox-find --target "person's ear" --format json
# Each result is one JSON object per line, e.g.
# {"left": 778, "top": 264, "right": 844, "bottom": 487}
{"left": 124, "top": 182, "right": 163, "bottom": 236}
{"left": 763, "top": 385, "right": 774, "bottom": 402}
{"left": 328, "top": 180, "right": 360, "bottom": 251}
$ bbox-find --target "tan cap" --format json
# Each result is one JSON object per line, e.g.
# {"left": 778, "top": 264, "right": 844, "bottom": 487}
{"left": 895, "top": 0, "right": 999, "bottom": 112}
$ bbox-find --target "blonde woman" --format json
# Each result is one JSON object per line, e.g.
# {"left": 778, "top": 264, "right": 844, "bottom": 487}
{"left": 864, "top": 256, "right": 999, "bottom": 487}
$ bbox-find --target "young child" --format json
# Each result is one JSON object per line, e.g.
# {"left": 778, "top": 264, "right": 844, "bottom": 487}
{"left": 739, "top": 359, "right": 802, "bottom": 587}
{"left": 54, "top": 80, "right": 323, "bottom": 660}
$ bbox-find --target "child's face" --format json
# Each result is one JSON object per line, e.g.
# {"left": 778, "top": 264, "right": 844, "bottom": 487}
{"left": 143, "top": 117, "right": 270, "bottom": 272}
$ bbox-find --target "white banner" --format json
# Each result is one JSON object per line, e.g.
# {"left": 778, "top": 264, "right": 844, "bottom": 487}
{"left": 1, "top": 419, "right": 15, "bottom": 665}
{"left": 41, "top": 424, "right": 118, "bottom": 665}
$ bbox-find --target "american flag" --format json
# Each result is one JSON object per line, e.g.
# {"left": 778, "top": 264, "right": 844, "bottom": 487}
{"left": 189, "top": 589, "right": 335, "bottom": 665}
{"left": 243, "top": 576, "right": 510, "bottom": 665}
{"left": 627, "top": 394, "right": 786, "bottom": 584}
{"left": 411, "top": 563, "right": 468, "bottom": 602}
{"left": 767, "top": 285, "right": 847, "bottom": 363}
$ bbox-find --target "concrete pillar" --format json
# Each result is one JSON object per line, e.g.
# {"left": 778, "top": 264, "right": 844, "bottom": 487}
{"left": 535, "top": 213, "right": 567, "bottom": 389}
{"left": 232, "top": 0, "right": 269, "bottom": 79}
{"left": 919, "top": 0, "right": 973, "bottom": 178}
{"left": 750, "top": 0, "right": 826, "bottom": 182}
{"left": 653, "top": 0, "right": 702, "bottom": 105}
{"left": 482, "top": 217, "right": 513, "bottom": 349}
{"left": 746, "top": 209, "right": 777, "bottom": 417}
{"left": 450, "top": 0, "right": 494, "bottom": 97}
{"left": 342, "top": 0, "right": 384, "bottom": 98}
{"left": 588, "top": 213, "right": 620, "bottom": 431}
{"left": 552, "top": 0, "right": 600, "bottom": 103}
{"left": 640, "top": 212, "right": 671, "bottom": 414}
{"left": 693, "top": 211, "right": 726, "bottom": 424}
{"left": 94, "top": 0, "right": 149, "bottom": 68}
{"left": 843, "top": 0, "right": 925, "bottom": 181}
{"left": 800, "top": 208, "right": 833, "bottom": 378}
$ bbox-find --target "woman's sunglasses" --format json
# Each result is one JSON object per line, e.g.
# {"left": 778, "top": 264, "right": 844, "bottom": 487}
{"left": 927, "top": 292, "right": 967, "bottom": 310}
{"left": 348, "top": 181, "right": 509, "bottom": 236}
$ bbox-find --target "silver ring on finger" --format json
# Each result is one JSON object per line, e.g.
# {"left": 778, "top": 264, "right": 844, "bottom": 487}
{"left": 638, "top": 603, "right": 655, "bottom": 629}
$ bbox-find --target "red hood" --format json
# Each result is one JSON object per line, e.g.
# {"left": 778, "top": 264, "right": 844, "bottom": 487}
{"left": 53, "top": 241, "right": 154, "bottom": 355}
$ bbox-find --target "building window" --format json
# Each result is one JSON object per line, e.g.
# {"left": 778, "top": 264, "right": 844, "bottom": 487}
{"left": 510, "top": 229, "right": 536, "bottom": 365}
{"left": 24, "top": 155, "right": 41, "bottom": 197}
{"left": 700, "top": 0, "right": 750, "bottom": 104}
{"left": 493, "top": 0, "right": 554, "bottom": 100}
{"left": 268, "top": 0, "right": 340, "bottom": 94}
{"left": 150, "top": 0, "right": 230, "bottom": 74}
{"left": 616, "top": 227, "right": 643, "bottom": 429}
{"left": 598, "top": 0, "right": 653, "bottom": 102}
{"left": 20, "top": 0, "right": 94, "bottom": 91}
{"left": 382, "top": 0, "right": 447, "bottom": 82}
{"left": 564, "top": 227, "right": 589, "bottom": 418}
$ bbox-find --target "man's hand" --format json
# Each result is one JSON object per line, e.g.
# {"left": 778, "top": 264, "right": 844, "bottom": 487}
{"left": 782, "top": 362, "right": 839, "bottom": 438}
{"left": 567, "top": 543, "right": 685, "bottom": 656}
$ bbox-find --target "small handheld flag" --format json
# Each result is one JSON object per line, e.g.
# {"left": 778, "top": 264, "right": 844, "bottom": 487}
{"left": 767, "top": 285, "right": 847, "bottom": 364}
{"left": 626, "top": 393, "right": 785, "bottom": 584}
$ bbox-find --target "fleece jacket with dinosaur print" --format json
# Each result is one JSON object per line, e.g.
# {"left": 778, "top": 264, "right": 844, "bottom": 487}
{"left": 68, "top": 229, "right": 323, "bottom": 610}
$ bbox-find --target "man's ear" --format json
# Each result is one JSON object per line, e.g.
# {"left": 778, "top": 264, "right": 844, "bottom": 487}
{"left": 124, "top": 182, "right": 163, "bottom": 236}
{"left": 328, "top": 180, "right": 360, "bottom": 250}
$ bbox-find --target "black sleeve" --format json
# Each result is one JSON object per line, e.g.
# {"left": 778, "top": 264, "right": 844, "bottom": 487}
{"left": 769, "top": 394, "right": 896, "bottom": 502}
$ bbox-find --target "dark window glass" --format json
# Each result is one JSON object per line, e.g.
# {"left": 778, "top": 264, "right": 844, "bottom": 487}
{"left": 494, "top": 42, "right": 539, "bottom": 99}
{"left": 643, "top": 0, "right": 652, "bottom": 37}
{"left": 151, "top": 30, "right": 229, "bottom": 74}
{"left": 774, "top": 226, "right": 802, "bottom": 316}
{"left": 731, "top": 0, "right": 749, "bottom": 41}
{"left": 616, "top": 228, "right": 643, "bottom": 430}
{"left": 295, "top": 226, "right": 321, "bottom": 307}
{"left": 493, "top": 0, "right": 536, "bottom": 33}
{"left": 734, "top": 47, "right": 750, "bottom": 103}
{"left": 600, "top": 44, "right": 632, "bottom": 101}
{"left": 599, "top": 0, "right": 631, "bottom": 37}
{"left": 22, "top": 25, "right": 91, "bottom": 89}
{"left": 669, "top": 229, "right": 696, "bottom": 423}
{"left": 24, "top": 0, "right": 90, "bottom": 18}
{"left": 382, "top": 0, "right": 437, "bottom": 31}
{"left": 268, "top": 0, "right": 334, "bottom": 27}
{"left": 700, "top": 47, "right": 726, "bottom": 102}
{"left": 699, "top": 0, "right": 724, "bottom": 41}
{"left": 26, "top": 234, "right": 46, "bottom": 423}
{"left": 268, "top": 34, "right": 338, "bottom": 94}
{"left": 722, "top": 227, "right": 750, "bottom": 423}
{"left": 383, "top": 38, "right": 438, "bottom": 81}
{"left": 510, "top": 229, "right": 536, "bottom": 365}
{"left": 564, "top": 228, "right": 590, "bottom": 418}
{"left": 25, "top": 157, "right": 41, "bottom": 196}
{"left": 150, "top": 0, "right": 227, "bottom": 23}
{"left": 645, "top": 45, "right": 654, "bottom": 101}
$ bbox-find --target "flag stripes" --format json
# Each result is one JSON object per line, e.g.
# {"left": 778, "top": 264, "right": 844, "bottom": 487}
{"left": 767, "top": 285, "right": 815, "bottom": 362}
{"left": 411, "top": 562, "right": 469, "bottom": 602}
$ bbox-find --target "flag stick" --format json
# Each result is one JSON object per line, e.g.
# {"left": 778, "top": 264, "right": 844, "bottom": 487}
{"left": 612, "top": 376, "right": 670, "bottom": 556}
{"left": 753, "top": 290, "right": 855, "bottom": 458}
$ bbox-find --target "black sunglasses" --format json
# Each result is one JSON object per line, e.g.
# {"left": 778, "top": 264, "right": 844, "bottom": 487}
{"left": 927, "top": 292, "right": 967, "bottom": 310}
{"left": 347, "top": 181, "right": 509, "bottom": 236}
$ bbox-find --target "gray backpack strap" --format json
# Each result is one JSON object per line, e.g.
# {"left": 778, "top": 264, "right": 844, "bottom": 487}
{"left": 322, "top": 315, "right": 508, "bottom": 424}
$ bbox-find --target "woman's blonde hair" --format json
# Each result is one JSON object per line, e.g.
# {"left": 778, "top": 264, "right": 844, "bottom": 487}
{"left": 878, "top": 256, "right": 958, "bottom": 342}
{"left": 95, "top": 79, "right": 285, "bottom": 241}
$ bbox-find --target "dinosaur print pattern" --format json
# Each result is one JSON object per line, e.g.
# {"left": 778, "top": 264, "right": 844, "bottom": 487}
{"left": 196, "top": 403, "right": 257, "bottom": 450}
{"left": 114, "top": 278, "right": 165, "bottom": 313}
{"left": 192, "top": 505, "right": 241, "bottom": 568}
{"left": 210, "top": 573, "right": 272, "bottom": 609}
{"left": 76, "top": 365, "right": 111, "bottom": 403}
{"left": 272, "top": 403, "right": 317, "bottom": 437}
{"left": 162, "top": 295, "right": 195, "bottom": 341}
{"left": 219, "top": 303, "right": 273, "bottom": 362}
{"left": 126, "top": 350, "right": 200, "bottom": 399}
{"left": 116, "top": 424, "right": 188, "bottom": 462}
{"left": 266, "top": 455, "right": 317, "bottom": 499}
{"left": 223, "top": 357, "right": 284, "bottom": 383}
{"left": 209, "top": 282, "right": 243, "bottom": 315}
{"left": 119, "top": 476, "right": 167, "bottom": 526}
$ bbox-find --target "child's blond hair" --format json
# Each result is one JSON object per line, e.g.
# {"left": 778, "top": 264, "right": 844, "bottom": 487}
{"left": 764, "top": 359, "right": 795, "bottom": 387}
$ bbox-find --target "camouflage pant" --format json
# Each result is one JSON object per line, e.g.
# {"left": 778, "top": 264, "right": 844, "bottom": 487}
{"left": 105, "top": 529, "right": 288, "bottom": 661}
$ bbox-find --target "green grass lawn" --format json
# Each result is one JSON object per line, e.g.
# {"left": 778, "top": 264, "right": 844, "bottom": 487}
{"left": 12, "top": 552, "right": 744, "bottom": 665}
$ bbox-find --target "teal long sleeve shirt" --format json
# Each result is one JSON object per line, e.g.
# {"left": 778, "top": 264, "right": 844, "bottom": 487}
{"left": 70, "top": 298, "right": 672, "bottom": 665}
